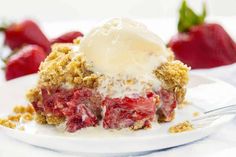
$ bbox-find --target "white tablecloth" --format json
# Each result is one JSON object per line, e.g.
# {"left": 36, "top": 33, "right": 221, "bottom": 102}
{"left": 1, "top": 19, "right": 236, "bottom": 157}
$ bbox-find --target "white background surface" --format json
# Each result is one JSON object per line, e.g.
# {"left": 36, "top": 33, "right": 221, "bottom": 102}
{"left": 0, "top": 18, "right": 236, "bottom": 157}
{"left": 0, "top": 0, "right": 236, "bottom": 156}
{"left": 1, "top": 0, "right": 236, "bottom": 21}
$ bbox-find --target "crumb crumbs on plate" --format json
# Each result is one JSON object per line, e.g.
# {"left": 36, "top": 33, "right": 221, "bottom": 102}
{"left": 193, "top": 112, "right": 199, "bottom": 117}
{"left": 22, "top": 112, "right": 34, "bottom": 122}
{"left": 13, "top": 105, "right": 35, "bottom": 114}
{"left": 8, "top": 114, "right": 21, "bottom": 122}
{"left": 18, "top": 126, "right": 25, "bottom": 131}
{"left": 169, "top": 121, "right": 194, "bottom": 133}
{"left": 177, "top": 100, "right": 189, "bottom": 109}
{"left": 0, "top": 119, "right": 16, "bottom": 129}
{"left": 0, "top": 105, "right": 35, "bottom": 130}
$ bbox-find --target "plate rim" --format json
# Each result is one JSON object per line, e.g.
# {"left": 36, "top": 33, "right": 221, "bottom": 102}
{"left": 0, "top": 73, "right": 236, "bottom": 154}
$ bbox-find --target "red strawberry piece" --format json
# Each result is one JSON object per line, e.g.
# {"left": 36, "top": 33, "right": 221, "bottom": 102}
{"left": 102, "top": 94, "right": 158, "bottom": 129}
{"left": 66, "top": 104, "right": 98, "bottom": 132}
{"left": 36, "top": 87, "right": 102, "bottom": 132}
{"left": 169, "top": 23, "right": 236, "bottom": 69}
{"left": 50, "top": 31, "right": 83, "bottom": 44}
{"left": 5, "top": 45, "right": 47, "bottom": 80}
{"left": 3, "top": 20, "right": 51, "bottom": 53}
{"left": 40, "top": 87, "right": 102, "bottom": 118}
{"left": 168, "top": 0, "right": 236, "bottom": 69}
{"left": 157, "top": 88, "right": 177, "bottom": 122}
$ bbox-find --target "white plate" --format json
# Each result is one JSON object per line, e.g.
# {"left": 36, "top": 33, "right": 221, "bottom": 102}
{"left": 0, "top": 73, "right": 236, "bottom": 156}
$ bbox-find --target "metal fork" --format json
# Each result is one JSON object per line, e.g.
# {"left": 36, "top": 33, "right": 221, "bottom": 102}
{"left": 191, "top": 104, "right": 236, "bottom": 128}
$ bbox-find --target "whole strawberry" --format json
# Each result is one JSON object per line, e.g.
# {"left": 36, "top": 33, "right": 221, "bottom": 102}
{"left": 50, "top": 31, "right": 83, "bottom": 44}
{"left": 1, "top": 20, "right": 51, "bottom": 53}
{"left": 168, "top": 0, "right": 236, "bottom": 69}
{"left": 5, "top": 45, "right": 47, "bottom": 80}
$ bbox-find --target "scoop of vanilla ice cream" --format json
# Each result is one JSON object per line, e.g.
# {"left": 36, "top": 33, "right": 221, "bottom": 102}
{"left": 79, "top": 18, "right": 171, "bottom": 77}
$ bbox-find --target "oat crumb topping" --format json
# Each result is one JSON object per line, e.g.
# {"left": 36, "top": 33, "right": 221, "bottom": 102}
{"left": 155, "top": 60, "right": 189, "bottom": 104}
{"left": 38, "top": 44, "right": 98, "bottom": 89}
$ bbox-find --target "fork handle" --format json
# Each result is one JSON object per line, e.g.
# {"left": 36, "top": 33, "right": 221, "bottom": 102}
{"left": 204, "top": 104, "right": 236, "bottom": 114}
{"left": 193, "top": 111, "right": 236, "bottom": 121}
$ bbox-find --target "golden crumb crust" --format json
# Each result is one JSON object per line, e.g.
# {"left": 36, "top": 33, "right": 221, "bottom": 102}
{"left": 26, "top": 88, "right": 42, "bottom": 106}
{"left": 155, "top": 60, "right": 190, "bottom": 103}
{"left": 38, "top": 43, "right": 98, "bottom": 89}
{"left": 155, "top": 60, "right": 189, "bottom": 89}
{"left": 46, "top": 115, "right": 65, "bottom": 125}
{"left": 34, "top": 113, "right": 65, "bottom": 125}
{"left": 35, "top": 113, "right": 47, "bottom": 124}
{"left": 158, "top": 111, "right": 175, "bottom": 122}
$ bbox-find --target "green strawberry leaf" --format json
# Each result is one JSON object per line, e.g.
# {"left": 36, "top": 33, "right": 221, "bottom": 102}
{"left": 178, "top": 0, "right": 206, "bottom": 32}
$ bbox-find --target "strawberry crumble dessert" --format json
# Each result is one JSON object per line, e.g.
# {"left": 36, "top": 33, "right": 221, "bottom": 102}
{"left": 27, "top": 18, "right": 189, "bottom": 133}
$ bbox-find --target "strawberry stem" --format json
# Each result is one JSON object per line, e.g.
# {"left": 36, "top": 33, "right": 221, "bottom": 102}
{"left": 178, "top": 0, "right": 206, "bottom": 32}
{"left": 0, "top": 20, "right": 11, "bottom": 32}
{"left": 0, "top": 27, "right": 6, "bottom": 31}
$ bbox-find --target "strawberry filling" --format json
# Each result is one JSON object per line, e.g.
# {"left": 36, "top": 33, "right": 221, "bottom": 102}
{"left": 102, "top": 94, "right": 159, "bottom": 129}
{"left": 32, "top": 87, "right": 177, "bottom": 132}
{"left": 157, "top": 89, "right": 177, "bottom": 122}
{"left": 32, "top": 87, "right": 102, "bottom": 132}
{"left": 66, "top": 104, "right": 99, "bottom": 132}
